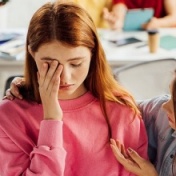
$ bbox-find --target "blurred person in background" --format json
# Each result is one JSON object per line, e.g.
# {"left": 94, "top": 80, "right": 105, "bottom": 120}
{"left": 71, "top": 0, "right": 112, "bottom": 28}
{"left": 103, "top": 0, "right": 176, "bottom": 30}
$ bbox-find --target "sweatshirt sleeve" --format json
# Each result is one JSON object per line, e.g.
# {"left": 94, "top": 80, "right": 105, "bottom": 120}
{"left": 0, "top": 120, "right": 66, "bottom": 176}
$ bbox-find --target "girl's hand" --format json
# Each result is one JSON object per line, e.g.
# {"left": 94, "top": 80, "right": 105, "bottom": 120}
{"left": 110, "top": 139, "right": 158, "bottom": 176}
{"left": 3, "top": 77, "right": 24, "bottom": 100}
{"left": 38, "top": 60, "right": 63, "bottom": 120}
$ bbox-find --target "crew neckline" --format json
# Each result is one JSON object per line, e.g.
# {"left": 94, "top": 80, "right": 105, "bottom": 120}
{"left": 59, "top": 91, "right": 96, "bottom": 111}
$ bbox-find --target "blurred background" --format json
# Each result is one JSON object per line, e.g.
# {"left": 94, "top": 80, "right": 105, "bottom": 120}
{"left": 0, "top": 0, "right": 176, "bottom": 100}
{"left": 0, "top": 0, "right": 55, "bottom": 28}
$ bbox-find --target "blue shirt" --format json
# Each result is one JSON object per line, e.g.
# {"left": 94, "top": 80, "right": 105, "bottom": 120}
{"left": 138, "top": 95, "right": 176, "bottom": 176}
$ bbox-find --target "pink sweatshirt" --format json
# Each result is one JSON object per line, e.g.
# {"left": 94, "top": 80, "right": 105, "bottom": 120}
{"left": 0, "top": 91, "right": 148, "bottom": 176}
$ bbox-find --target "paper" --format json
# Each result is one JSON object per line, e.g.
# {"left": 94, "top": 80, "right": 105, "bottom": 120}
{"left": 0, "top": 39, "right": 25, "bottom": 60}
{"left": 160, "top": 35, "right": 176, "bottom": 50}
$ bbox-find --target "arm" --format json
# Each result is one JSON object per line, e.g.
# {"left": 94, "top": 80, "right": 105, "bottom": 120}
{"left": 103, "top": 2, "right": 127, "bottom": 30}
{"left": 0, "top": 120, "right": 66, "bottom": 175}
{"left": 143, "top": 0, "right": 176, "bottom": 29}
{"left": 0, "top": 61, "right": 66, "bottom": 175}
{"left": 110, "top": 139, "right": 158, "bottom": 176}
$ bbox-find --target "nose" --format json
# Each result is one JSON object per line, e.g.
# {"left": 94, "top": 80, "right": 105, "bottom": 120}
{"left": 60, "top": 66, "right": 71, "bottom": 84}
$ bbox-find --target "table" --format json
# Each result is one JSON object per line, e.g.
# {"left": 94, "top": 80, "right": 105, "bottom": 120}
{"left": 0, "top": 28, "right": 176, "bottom": 99}
{"left": 98, "top": 28, "right": 176, "bottom": 67}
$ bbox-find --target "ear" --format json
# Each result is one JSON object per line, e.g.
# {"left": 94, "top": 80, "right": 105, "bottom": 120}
{"left": 28, "top": 45, "right": 34, "bottom": 58}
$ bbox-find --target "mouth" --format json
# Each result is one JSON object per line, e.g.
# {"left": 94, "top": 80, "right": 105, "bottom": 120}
{"left": 59, "top": 84, "right": 73, "bottom": 89}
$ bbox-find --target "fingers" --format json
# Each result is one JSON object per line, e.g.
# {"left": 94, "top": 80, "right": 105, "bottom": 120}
{"left": 110, "top": 139, "right": 142, "bottom": 176}
{"left": 4, "top": 76, "right": 24, "bottom": 100}
{"left": 127, "top": 148, "right": 146, "bottom": 165}
{"left": 102, "top": 7, "right": 109, "bottom": 20}
{"left": 142, "top": 17, "right": 159, "bottom": 30}
{"left": 110, "top": 139, "right": 126, "bottom": 161}
{"left": 9, "top": 77, "right": 24, "bottom": 99}
{"left": 3, "top": 89, "right": 14, "bottom": 100}
{"left": 38, "top": 60, "right": 63, "bottom": 97}
{"left": 38, "top": 62, "right": 48, "bottom": 87}
{"left": 47, "top": 64, "right": 63, "bottom": 96}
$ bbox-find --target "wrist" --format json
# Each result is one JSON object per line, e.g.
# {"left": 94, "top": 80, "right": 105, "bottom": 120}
{"left": 112, "top": 3, "right": 127, "bottom": 17}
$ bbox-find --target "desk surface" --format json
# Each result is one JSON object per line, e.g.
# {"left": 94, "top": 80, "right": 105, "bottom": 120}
{"left": 0, "top": 28, "right": 176, "bottom": 67}
{"left": 98, "top": 28, "right": 176, "bottom": 66}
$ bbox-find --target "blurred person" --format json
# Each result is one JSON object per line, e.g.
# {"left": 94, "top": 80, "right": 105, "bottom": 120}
{"left": 0, "top": 1, "right": 148, "bottom": 175}
{"left": 71, "top": 0, "right": 112, "bottom": 28}
{"left": 103, "top": 0, "right": 176, "bottom": 30}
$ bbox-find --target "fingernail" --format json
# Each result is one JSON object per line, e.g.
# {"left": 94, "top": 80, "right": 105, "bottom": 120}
{"left": 10, "top": 96, "right": 14, "bottom": 100}
{"left": 110, "top": 138, "right": 115, "bottom": 143}
{"left": 2, "top": 96, "right": 7, "bottom": 100}
{"left": 127, "top": 148, "right": 133, "bottom": 153}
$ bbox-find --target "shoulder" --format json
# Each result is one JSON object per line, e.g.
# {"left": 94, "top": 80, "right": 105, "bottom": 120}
{"left": 107, "top": 100, "right": 133, "bottom": 113}
{"left": 0, "top": 98, "right": 37, "bottom": 112}
{"left": 137, "top": 95, "right": 169, "bottom": 126}
{"left": 106, "top": 100, "right": 138, "bottom": 124}
{"left": 0, "top": 99, "right": 41, "bottom": 128}
{"left": 138, "top": 95, "right": 169, "bottom": 116}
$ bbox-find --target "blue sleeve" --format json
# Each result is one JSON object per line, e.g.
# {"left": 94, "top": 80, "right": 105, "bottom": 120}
{"left": 137, "top": 95, "right": 169, "bottom": 164}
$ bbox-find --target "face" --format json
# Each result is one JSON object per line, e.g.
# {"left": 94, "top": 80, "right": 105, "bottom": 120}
{"left": 162, "top": 80, "right": 176, "bottom": 130}
{"left": 30, "top": 41, "right": 91, "bottom": 100}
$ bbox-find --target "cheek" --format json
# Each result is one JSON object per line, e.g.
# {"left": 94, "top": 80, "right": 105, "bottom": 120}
{"left": 79, "top": 64, "right": 90, "bottom": 77}
{"left": 35, "top": 60, "right": 45, "bottom": 73}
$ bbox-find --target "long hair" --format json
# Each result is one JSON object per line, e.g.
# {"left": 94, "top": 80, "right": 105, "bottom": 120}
{"left": 22, "top": 1, "right": 140, "bottom": 136}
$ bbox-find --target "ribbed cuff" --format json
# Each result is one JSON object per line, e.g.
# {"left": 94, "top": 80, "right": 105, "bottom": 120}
{"left": 38, "top": 120, "right": 63, "bottom": 148}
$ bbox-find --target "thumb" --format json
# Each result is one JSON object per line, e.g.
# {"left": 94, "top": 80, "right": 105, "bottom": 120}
{"left": 127, "top": 148, "right": 145, "bottom": 164}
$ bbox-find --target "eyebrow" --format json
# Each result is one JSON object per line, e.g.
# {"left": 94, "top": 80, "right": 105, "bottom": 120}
{"left": 41, "top": 57, "right": 57, "bottom": 61}
{"left": 41, "top": 56, "right": 86, "bottom": 61}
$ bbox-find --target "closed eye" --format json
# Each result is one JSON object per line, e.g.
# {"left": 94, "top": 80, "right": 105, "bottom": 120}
{"left": 71, "top": 63, "right": 82, "bottom": 67}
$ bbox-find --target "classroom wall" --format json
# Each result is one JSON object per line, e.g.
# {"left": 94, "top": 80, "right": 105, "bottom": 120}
{"left": 1, "top": 0, "right": 55, "bottom": 29}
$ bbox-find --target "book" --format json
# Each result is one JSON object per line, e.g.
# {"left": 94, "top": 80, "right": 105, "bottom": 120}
{"left": 160, "top": 35, "right": 176, "bottom": 50}
{"left": 0, "top": 39, "right": 25, "bottom": 60}
{"left": 0, "top": 32, "right": 22, "bottom": 44}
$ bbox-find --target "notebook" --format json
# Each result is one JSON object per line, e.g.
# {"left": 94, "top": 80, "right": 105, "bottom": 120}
{"left": 160, "top": 35, "right": 176, "bottom": 50}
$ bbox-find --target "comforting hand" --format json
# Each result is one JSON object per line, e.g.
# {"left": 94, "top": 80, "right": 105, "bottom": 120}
{"left": 3, "top": 77, "right": 24, "bottom": 100}
{"left": 110, "top": 139, "right": 158, "bottom": 176}
{"left": 38, "top": 60, "right": 63, "bottom": 120}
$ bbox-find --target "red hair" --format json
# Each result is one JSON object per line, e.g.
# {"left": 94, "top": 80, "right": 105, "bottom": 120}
{"left": 22, "top": 1, "right": 140, "bottom": 136}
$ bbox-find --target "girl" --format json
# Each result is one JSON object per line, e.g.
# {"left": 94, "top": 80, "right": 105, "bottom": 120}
{"left": 0, "top": 1, "right": 147, "bottom": 175}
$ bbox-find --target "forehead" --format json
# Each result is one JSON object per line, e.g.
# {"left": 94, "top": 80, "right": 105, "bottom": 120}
{"left": 35, "top": 41, "right": 91, "bottom": 61}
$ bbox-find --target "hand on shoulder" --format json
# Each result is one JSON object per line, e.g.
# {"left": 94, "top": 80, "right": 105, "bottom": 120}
{"left": 3, "top": 77, "right": 24, "bottom": 100}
